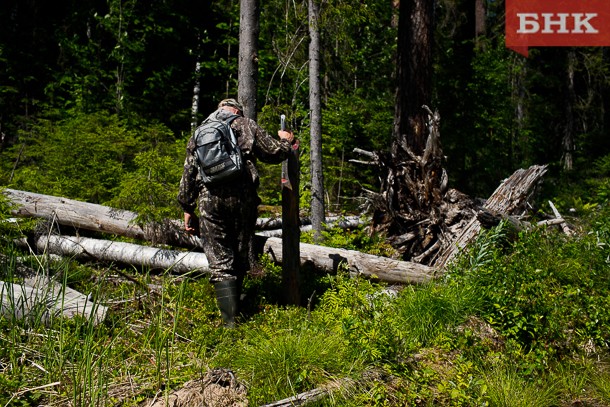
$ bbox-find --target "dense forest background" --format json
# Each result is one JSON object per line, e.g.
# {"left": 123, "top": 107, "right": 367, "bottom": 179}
{"left": 1, "top": 0, "right": 609, "bottom": 217}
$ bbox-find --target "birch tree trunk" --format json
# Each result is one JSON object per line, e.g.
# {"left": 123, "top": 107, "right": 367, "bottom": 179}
{"left": 1, "top": 276, "right": 108, "bottom": 326}
{"left": 16, "top": 234, "right": 436, "bottom": 286}
{"left": 191, "top": 61, "right": 201, "bottom": 133}
{"left": 20, "top": 235, "right": 213, "bottom": 276}
{"left": 309, "top": 0, "right": 325, "bottom": 242}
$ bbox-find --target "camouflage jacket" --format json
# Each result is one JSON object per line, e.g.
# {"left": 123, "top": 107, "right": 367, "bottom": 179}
{"left": 178, "top": 109, "right": 292, "bottom": 214}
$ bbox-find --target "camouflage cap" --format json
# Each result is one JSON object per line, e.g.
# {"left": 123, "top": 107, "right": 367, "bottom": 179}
{"left": 218, "top": 98, "right": 244, "bottom": 112}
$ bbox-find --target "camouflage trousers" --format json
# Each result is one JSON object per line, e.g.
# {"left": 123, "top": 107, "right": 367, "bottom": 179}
{"left": 197, "top": 182, "right": 259, "bottom": 283}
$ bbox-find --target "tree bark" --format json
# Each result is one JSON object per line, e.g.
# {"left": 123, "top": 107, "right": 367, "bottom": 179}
{"left": 3, "top": 188, "right": 199, "bottom": 248}
{"left": 394, "top": 0, "right": 433, "bottom": 156}
{"left": 371, "top": 0, "right": 438, "bottom": 260}
{"left": 15, "top": 234, "right": 436, "bottom": 286}
{"left": 562, "top": 49, "right": 576, "bottom": 171}
{"left": 256, "top": 215, "right": 363, "bottom": 231}
{"left": 17, "top": 235, "right": 214, "bottom": 276}
{"left": 259, "top": 237, "right": 436, "bottom": 285}
{"left": 258, "top": 216, "right": 364, "bottom": 238}
{"left": 282, "top": 142, "right": 301, "bottom": 304}
{"left": 238, "top": 0, "right": 260, "bottom": 119}
{"left": 191, "top": 61, "right": 201, "bottom": 134}
{"left": 309, "top": 0, "right": 325, "bottom": 242}
{"left": 474, "top": 0, "right": 486, "bottom": 43}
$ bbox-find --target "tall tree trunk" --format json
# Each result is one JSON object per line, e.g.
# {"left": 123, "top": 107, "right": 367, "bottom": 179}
{"left": 394, "top": 0, "right": 433, "bottom": 156}
{"left": 309, "top": 0, "right": 324, "bottom": 242}
{"left": 191, "top": 61, "right": 201, "bottom": 133}
{"left": 383, "top": 0, "right": 435, "bottom": 220}
{"left": 474, "top": 0, "right": 486, "bottom": 46}
{"left": 238, "top": 0, "right": 260, "bottom": 119}
{"left": 511, "top": 57, "right": 528, "bottom": 167}
{"left": 562, "top": 49, "right": 576, "bottom": 171}
{"left": 368, "top": 0, "right": 440, "bottom": 260}
{"left": 109, "top": 0, "right": 127, "bottom": 113}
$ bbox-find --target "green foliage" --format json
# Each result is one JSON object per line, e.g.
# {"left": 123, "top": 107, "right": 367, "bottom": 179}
{"left": 448, "top": 219, "right": 610, "bottom": 364}
{"left": 0, "top": 111, "right": 183, "bottom": 218}
{"left": 1, "top": 112, "right": 144, "bottom": 203}
{"left": 240, "top": 254, "right": 285, "bottom": 313}
{"left": 3, "top": 207, "right": 610, "bottom": 405}
{"left": 109, "top": 139, "right": 184, "bottom": 221}
{"left": 322, "top": 94, "right": 393, "bottom": 211}
{"left": 436, "top": 36, "right": 520, "bottom": 196}
{"left": 314, "top": 272, "right": 402, "bottom": 363}
{"left": 394, "top": 283, "right": 477, "bottom": 351}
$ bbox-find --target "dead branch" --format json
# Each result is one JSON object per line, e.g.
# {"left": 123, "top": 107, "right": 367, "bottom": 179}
{"left": 259, "top": 378, "right": 355, "bottom": 407}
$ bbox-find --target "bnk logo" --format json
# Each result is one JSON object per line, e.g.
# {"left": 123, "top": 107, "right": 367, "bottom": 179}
{"left": 506, "top": 0, "right": 610, "bottom": 57}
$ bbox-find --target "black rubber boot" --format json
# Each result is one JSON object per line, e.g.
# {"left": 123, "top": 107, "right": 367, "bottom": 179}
{"left": 214, "top": 279, "right": 239, "bottom": 328}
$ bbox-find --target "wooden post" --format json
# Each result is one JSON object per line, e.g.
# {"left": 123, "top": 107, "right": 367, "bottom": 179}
{"left": 281, "top": 137, "right": 300, "bottom": 305}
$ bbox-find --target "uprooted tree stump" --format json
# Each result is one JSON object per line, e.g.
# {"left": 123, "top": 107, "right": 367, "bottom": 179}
{"left": 353, "top": 105, "right": 549, "bottom": 267}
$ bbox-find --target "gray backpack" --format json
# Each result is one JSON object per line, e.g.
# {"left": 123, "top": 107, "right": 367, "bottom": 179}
{"left": 193, "top": 114, "right": 243, "bottom": 186}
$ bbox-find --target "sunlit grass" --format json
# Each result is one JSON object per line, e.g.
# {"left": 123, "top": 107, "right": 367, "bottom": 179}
{"left": 2, "top": 206, "right": 610, "bottom": 405}
{"left": 482, "top": 364, "right": 559, "bottom": 407}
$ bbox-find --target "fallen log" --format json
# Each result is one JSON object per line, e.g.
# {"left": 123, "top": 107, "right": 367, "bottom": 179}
{"left": 0, "top": 255, "right": 107, "bottom": 325}
{"left": 14, "top": 234, "right": 436, "bottom": 285}
{"left": 3, "top": 188, "right": 199, "bottom": 248}
{"left": 548, "top": 200, "right": 574, "bottom": 236}
{"left": 5, "top": 189, "right": 437, "bottom": 284}
{"left": 15, "top": 235, "right": 216, "bottom": 277}
{"left": 256, "top": 215, "right": 363, "bottom": 231}
{"left": 3, "top": 189, "right": 363, "bottom": 242}
{"left": 259, "top": 237, "right": 436, "bottom": 284}
{"left": 257, "top": 217, "right": 364, "bottom": 238}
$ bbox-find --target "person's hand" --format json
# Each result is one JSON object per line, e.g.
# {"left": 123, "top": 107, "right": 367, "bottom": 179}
{"left": 184, "top": 212, "right": 198, "bottom": 235}
{"left": 278, "top": 130, "right": 294, "bottom": 144}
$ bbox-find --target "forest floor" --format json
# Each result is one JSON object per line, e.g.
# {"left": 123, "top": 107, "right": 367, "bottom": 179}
{"left": 1, "top": 206, "right": 610, "bottom": 406}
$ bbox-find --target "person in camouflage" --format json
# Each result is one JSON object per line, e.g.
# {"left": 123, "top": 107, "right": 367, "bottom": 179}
{"left": 178, "top": 98, "right": 294, "bottom": 327}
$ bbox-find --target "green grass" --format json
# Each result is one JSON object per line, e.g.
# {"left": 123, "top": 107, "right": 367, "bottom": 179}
{"left": 482, "top": 363, "right": 559, "bottom": 407}
{"left": 2, "top": 205, "right": 610, "bottom": 405}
